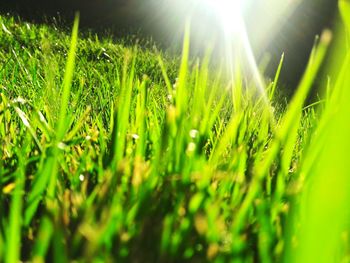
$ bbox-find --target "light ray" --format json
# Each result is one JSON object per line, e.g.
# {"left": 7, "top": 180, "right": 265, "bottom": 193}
{"left": 204, "top": 0, "right": 270, "bottom": 105}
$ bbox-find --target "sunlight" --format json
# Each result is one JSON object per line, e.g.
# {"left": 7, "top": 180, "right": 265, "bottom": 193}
{"left": 201, "top": 0, "right": 269, "bottom": 105}
{"left": 204, "top": 0, "right": 246, "bottom": 35}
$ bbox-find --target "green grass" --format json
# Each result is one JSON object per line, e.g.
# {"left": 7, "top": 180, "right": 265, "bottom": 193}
{"left": 1, "top": 2, "right": 350, "bottom": 262}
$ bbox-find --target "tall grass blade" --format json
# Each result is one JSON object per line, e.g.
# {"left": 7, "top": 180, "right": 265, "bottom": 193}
{"left": 24, "top": 13, "right": 80, "bottom": 226}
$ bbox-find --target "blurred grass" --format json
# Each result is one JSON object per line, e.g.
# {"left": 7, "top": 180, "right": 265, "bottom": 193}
{"left": 0, "top": 2, "right": 350, "bottom": 261}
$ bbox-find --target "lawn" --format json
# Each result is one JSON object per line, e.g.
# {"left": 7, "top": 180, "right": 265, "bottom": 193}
{"left": 1, "top": 3, "right": 350, "bottom": 262}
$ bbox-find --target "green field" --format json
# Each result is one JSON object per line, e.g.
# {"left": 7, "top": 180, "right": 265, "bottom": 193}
{"left": 1, "top": 3, "right": 350, "bottom": 262}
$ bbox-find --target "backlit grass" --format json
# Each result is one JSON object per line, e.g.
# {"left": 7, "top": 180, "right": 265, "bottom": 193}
{"left": 1, "top": 2, "right": 350, "bottom": 262}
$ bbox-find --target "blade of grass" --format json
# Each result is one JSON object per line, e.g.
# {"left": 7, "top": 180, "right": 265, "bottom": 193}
{"left": 5, "top": 134, "right": 29, "bottom": 263}
{"left": 232, "top": 30, "right": 331, "bottom": 235}
{"left": 24, "top": 11, "right": 79, "bottom": 231}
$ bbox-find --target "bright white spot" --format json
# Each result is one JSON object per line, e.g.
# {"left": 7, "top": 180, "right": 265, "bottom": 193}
{"left": 13, "top": 97, "right": 26, "bottom": 104}
{"left": 57, "top": 142, "right": 67, "bottom": 150}
{"left": 204, "top": 0, "right": 245, "bottom": 35}
{"left": 79, "top": 174, "right": 85, "bottom": 182}
{"left": 189, "top": 129, "right": 199, "bottom": 139}
{"left": 132, "top": 134, "right": 140, "bottom": 140}
{"left": 85, "top": 135, "right": 92, "bottom": 141}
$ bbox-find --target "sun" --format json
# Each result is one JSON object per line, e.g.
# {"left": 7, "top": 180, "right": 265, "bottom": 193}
{"left": 200, "top": 0, "right": 271, "bottom": 107}
{"left": 203, "top": 0, "right": 246, "bottom": 35}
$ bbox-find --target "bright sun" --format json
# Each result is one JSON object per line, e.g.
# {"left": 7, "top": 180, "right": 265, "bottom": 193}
{"left": 201, "top": 0, "right": 270, "bottom": 105}
{"left": 204, "top": 0, "right": 246, "bottom": 35}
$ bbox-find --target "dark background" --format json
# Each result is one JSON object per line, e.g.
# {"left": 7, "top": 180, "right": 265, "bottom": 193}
{"left": 0, "top": 0, "right": 338, "bottom": 89}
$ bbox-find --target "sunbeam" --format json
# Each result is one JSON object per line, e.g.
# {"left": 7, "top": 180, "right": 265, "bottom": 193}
{"left": 199, "top": 0, "right": 270, "bottom": 106}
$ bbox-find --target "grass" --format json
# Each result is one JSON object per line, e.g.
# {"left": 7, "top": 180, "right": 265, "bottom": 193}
{"left": 1, "top": 2, "right": 350, "bottom": 261}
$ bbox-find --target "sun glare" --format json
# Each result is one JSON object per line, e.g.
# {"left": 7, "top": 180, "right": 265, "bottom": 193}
{"left": 200, "top": 0, "right": 270, "bottom": 106}
{"left": 204, "top": 0, "right": 245, "bottom": 35}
